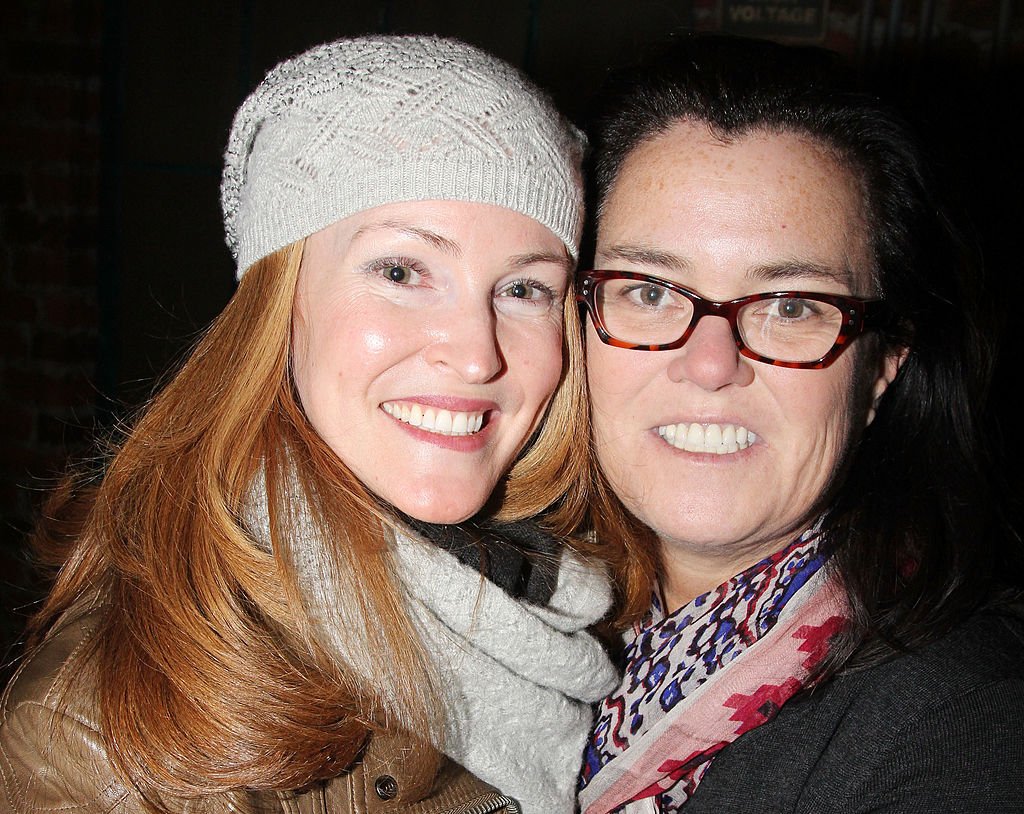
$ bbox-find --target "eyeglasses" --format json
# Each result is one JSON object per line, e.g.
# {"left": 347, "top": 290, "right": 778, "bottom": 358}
{"left": 577, "top": 270, "right": 893, "bottom": 369}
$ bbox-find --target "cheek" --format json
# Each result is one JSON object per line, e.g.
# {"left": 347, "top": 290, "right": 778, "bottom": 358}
{"left": 785, "top": 361, "right": 869, "bottom": 465}
{"left": 829, "top": 349, "right": 881, "bottom": 435}
{"left": 503, "top": 321, "right": 566, "bottom": 419}
{"left": 357, "top": 326, "right": 390, "bottom": 356}
{"left": 290, "top": 309, "right": 315, "bottom": 410}
{"left": 586, "top": 341, "right": 646, "bottom": 421}
{"left": 291, "top": 303, "right": 396, "bottom": 416}
{"left": 585, "top": 342, "right": 611, "bottom": 392}
{"left": 315, "top": 304, "right": 397, "bottom": 373}
{"left": 585, "top": 345, "right": 645, "bottom": 476}
{"left": 527, "top": 325, "right": 566, "bottom": 401}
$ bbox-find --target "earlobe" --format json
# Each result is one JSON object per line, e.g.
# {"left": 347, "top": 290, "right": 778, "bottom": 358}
{"left": 866, "top": 346, "right": 909, "bottom": 427}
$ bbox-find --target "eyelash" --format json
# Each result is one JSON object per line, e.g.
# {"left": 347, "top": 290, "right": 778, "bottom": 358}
{"left": 502, "top": 277, "right": 559, "bottom": 302}
{"left": 363, "top": 259, "right": 561, "bottom": 306}
{"left": 366, "top": 256, "right": 428, "bottom": 285}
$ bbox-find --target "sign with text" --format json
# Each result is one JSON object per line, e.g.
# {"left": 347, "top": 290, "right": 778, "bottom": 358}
{"left": 720, "top": 0, "right": 828, "bottom": 40}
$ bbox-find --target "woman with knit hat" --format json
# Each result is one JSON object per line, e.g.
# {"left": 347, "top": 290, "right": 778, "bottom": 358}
{"left": 0, "top": 35, "right": 614, "bottom": 814}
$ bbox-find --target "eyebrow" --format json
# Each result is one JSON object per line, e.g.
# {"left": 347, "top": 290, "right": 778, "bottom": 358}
{"left": 353, "top": 220, "right": 573, "bottom": 274}
{"left": 352, "top": 221, "right": 463, "bottom": 256}
{"left": 598, "top": 244, "right": 688, "bottom": 272}
{"left": 747, "top": 260, "right": 853, "bottom": 288}
{"left": 509, "top": 249, "right": 575, "bottom": 275}
{"left": 598, "top": 243, "right": 853, "bottom": 288}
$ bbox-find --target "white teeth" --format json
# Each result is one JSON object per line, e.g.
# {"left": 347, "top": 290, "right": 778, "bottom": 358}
{"left": 657, "top": 422, "right": 757, "bottom": 454}
{"left": 382, "top": 402, "right": 485, "bottom": 437}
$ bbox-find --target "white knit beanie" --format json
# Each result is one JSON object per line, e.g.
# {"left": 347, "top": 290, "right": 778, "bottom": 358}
{"left": 221, "top": 34, "right": 586, "bottom": 277}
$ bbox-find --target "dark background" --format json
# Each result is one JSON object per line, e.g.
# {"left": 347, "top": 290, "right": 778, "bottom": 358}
{"left": 2, "top": 0, "right": 1021, "bottom": 685}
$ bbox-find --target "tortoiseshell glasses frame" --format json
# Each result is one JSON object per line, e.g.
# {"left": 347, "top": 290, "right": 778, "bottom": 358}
{"left": 576, "top": 270, "right": 893, "bottom": 370}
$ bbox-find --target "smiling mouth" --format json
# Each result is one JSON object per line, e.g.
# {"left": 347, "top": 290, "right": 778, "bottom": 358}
{"left": 381, "top": 401, "right": 487, "bottom": 436}
{"left": 657, "top": 422, "right": 757, "bottom": 454}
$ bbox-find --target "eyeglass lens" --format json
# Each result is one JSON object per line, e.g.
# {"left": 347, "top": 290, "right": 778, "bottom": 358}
{"left": 592, "top": 279, "right": 847, "bottom": 363}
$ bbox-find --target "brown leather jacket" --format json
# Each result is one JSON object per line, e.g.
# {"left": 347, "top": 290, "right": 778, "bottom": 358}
{"left": 0, "top": 612, "right": 519, "bottom": 814}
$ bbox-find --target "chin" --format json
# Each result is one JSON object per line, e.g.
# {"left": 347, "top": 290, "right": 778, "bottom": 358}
{"left": 391, "top": 493, "right": 483, "bottom": 526}
{"left": 406, "top": 509, "right": 475, "bottom": 525}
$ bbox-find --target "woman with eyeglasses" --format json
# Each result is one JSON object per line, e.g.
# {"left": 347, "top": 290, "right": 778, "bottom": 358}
{"left": 577, "top": 33, "right": 1024, "bottom": 813}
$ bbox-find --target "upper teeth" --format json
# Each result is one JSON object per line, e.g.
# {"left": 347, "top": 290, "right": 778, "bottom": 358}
{"left": 657, "top": 422, "right": 756, "bottom": 454}
{"left": 382, "top": 401, "right": 485, "bottom": 436}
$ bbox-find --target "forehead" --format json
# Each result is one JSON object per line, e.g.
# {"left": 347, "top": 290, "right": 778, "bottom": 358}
{"left": 598, "top": 121, "right": 874, "bottom": 291}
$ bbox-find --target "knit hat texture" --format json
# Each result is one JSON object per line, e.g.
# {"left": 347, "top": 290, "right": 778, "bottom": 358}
{"left": 221, "top": 35, "right": 586, "bottom": 277}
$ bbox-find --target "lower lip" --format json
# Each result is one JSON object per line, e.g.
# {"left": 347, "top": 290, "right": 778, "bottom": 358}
{"left": 388, "top": 413, "right": 492, "bottom": 452}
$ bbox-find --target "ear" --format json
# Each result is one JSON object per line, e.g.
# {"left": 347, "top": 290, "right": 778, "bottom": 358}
{"left": 866, "top": 345, "right": 908, "bottom": 427}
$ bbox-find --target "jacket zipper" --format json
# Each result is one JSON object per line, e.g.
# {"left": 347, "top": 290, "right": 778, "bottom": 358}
{"left": 448, "top": 794, "right": 522, "bottom": 814}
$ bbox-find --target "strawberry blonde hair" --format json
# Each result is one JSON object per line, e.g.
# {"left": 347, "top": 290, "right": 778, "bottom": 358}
{"left": 29, "top": 239, "right": 602, "bottom": 801}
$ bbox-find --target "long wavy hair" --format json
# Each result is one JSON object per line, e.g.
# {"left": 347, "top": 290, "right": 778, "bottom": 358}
{"left": 587, "top": 32, "right": 1022, "bottom": 669}
{"left": 28, "top": 235, "right": 601, "bottom": 802}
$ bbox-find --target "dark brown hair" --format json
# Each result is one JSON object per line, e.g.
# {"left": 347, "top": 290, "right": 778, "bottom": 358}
{"left": 586, "top": 32, "right": 1022, "bottom": 668}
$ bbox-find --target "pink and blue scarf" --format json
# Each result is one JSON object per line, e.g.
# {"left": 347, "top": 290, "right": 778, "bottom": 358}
{"left": 579, "top": 528, "right": 848, "bottom": 813}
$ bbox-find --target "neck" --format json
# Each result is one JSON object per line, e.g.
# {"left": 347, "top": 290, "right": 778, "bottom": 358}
{"left": 657, "top": 540, "right": 778, "bottom": 613}
{"left": 657, "top": 519, "right": 829, "bottom": 613}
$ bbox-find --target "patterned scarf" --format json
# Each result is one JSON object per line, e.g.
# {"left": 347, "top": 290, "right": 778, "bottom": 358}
{"left": 578, "top": 527, "right": 848, "bottom": 813}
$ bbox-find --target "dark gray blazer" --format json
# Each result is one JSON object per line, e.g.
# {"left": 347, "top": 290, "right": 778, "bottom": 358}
{"left": 685, "top": 609, "right": 1024, "bottom": 813}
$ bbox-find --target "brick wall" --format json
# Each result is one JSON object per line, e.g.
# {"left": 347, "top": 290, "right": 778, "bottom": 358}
{"left": 0, "top": 0, "right": 103, "bottom": 675}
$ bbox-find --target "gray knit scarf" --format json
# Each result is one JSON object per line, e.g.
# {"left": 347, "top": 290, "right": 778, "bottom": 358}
{"left": 246, "top": 471, "right": 617, "bottom": 814}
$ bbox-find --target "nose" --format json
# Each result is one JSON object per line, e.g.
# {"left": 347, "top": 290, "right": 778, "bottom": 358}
{"left": 667, "top": 314, "right": 754, "bottom": 390}
{"left": 424, "top": 302, "right": 505, "bottom": 384}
